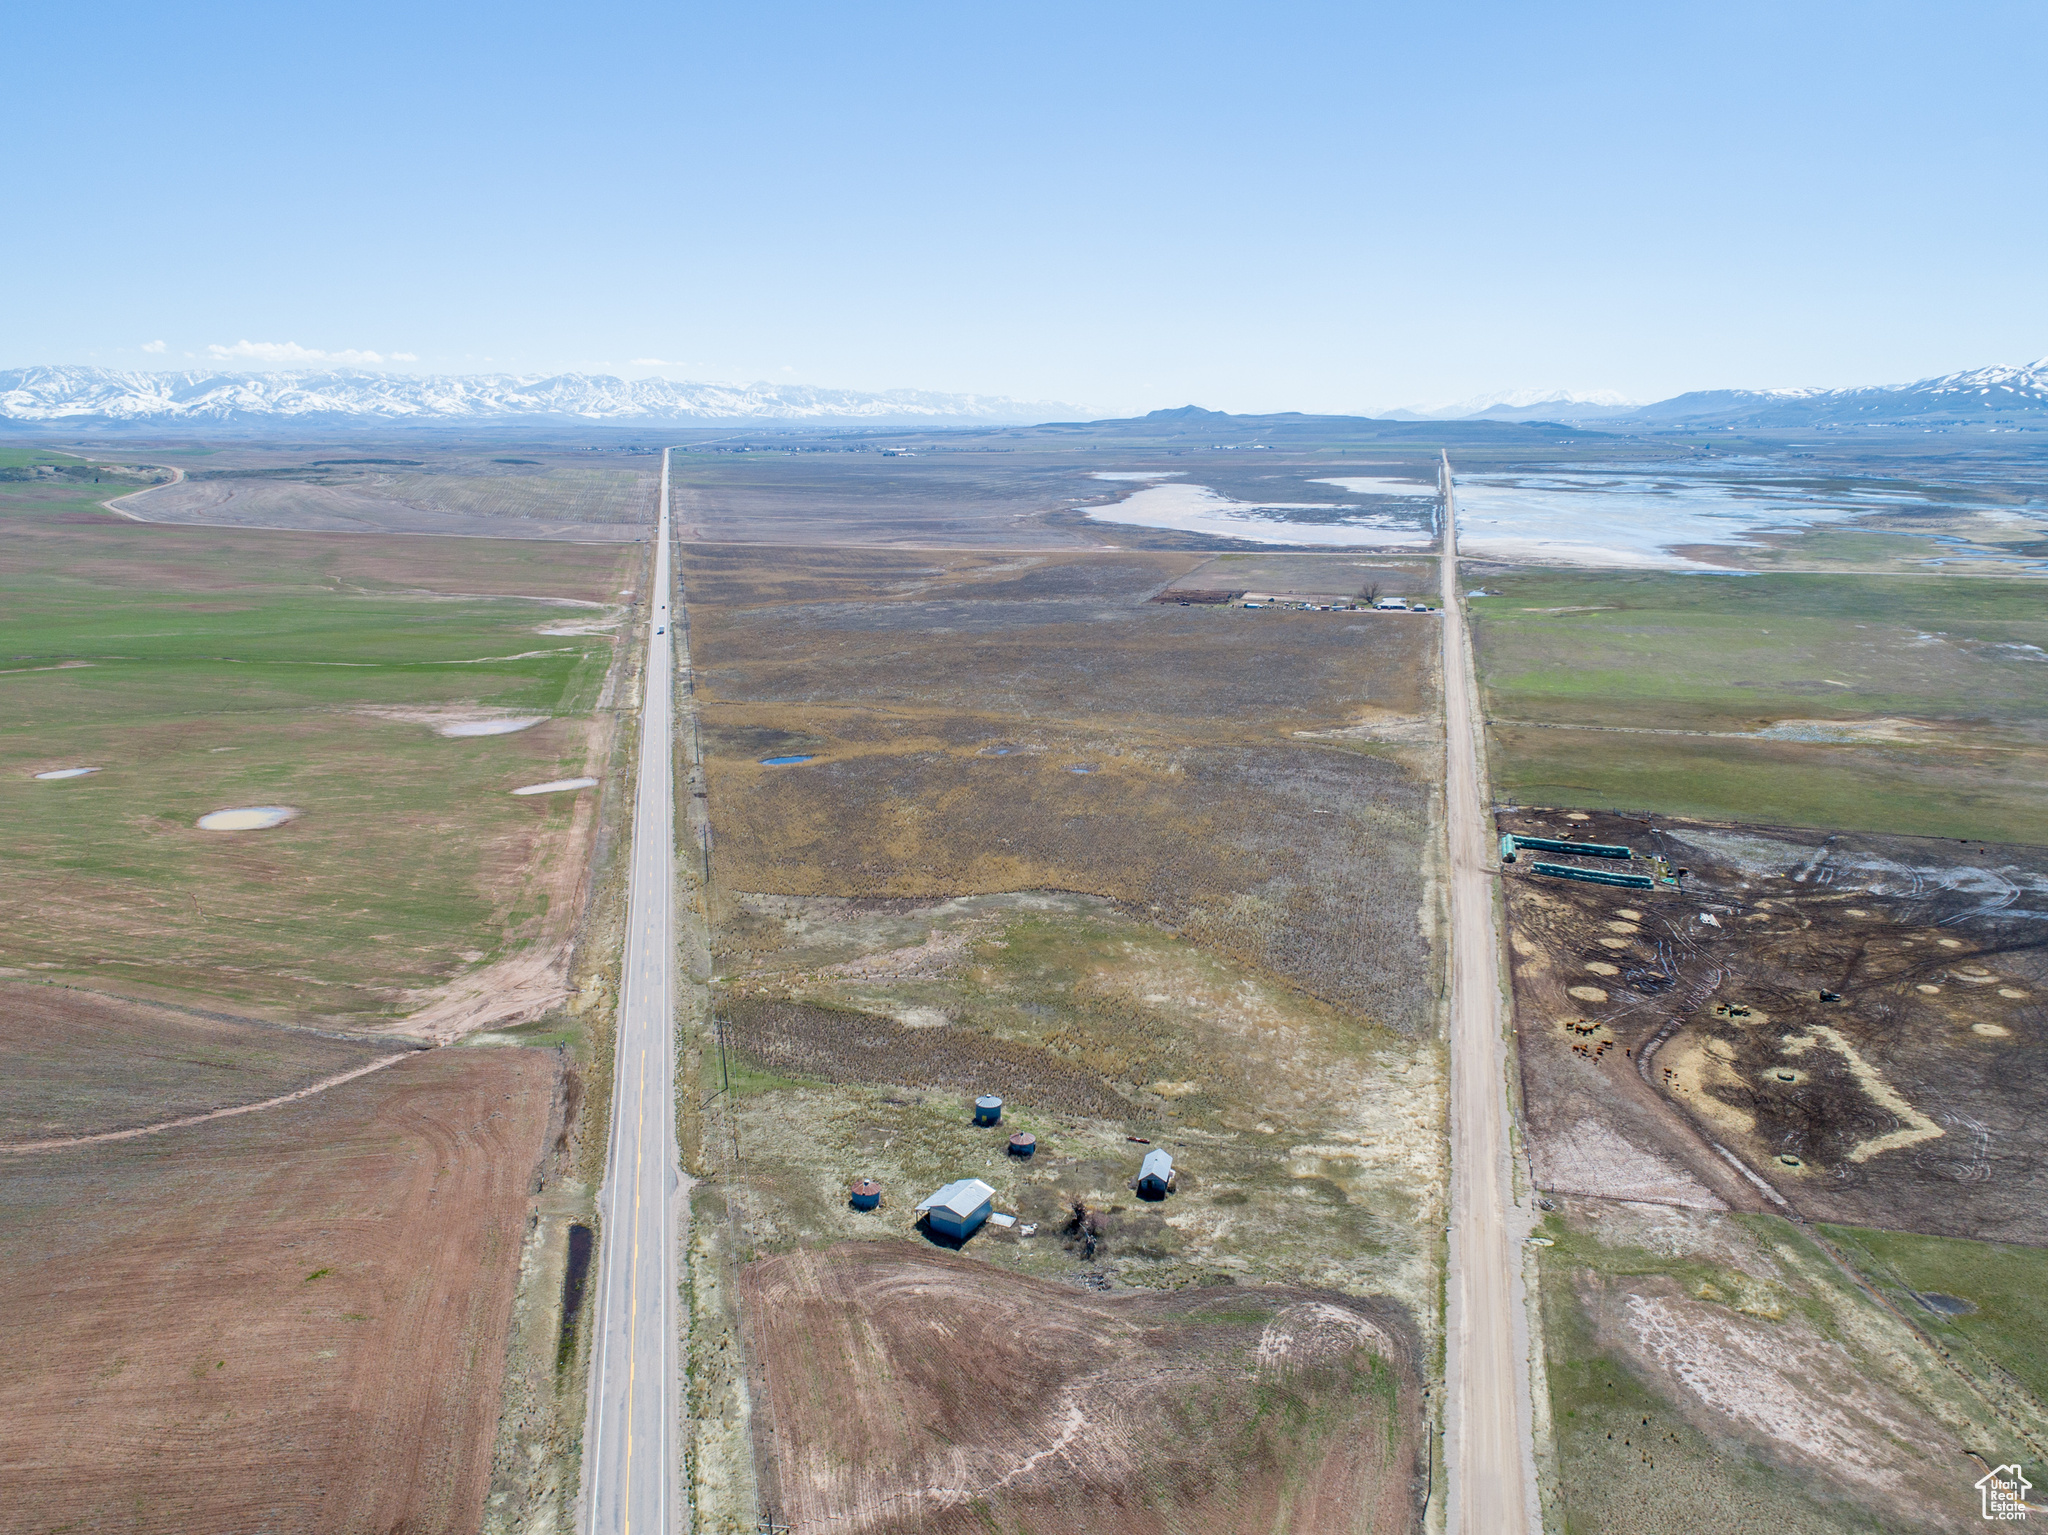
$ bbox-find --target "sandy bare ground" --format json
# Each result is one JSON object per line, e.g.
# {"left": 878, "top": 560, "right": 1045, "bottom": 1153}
{"left": 398, "top": 949, "right": 579, "bottom": 1044}
{"left": 355, "top": 704, "right": 549, "bottom": 734}
{"left": 1529, "top": 1116, "right": 1727, "bottom": 1210}
{"left": 1293, "top": 707, "right": 1441, "bottom": 745}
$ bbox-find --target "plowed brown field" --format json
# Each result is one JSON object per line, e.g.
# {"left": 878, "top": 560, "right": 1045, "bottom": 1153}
{"left": 0, "top": 1047, "right": 556, "bottom": 1535}
{"left": 741, "top": 1242, "right": 1425, "bottom": 1535}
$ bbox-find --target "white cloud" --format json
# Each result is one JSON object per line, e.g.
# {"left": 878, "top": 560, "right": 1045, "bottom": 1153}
{"left": 140, "top": 339, "right": 167, "bottom": 354}
{"left": 629, "top": 357, "right": 671, "bottom": 366}
{"left": 206, "top": 339, "right": 405, "bottom": 367}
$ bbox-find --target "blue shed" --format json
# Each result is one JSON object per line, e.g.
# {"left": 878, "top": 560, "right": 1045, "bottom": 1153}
{"left": 1136, "top": 1149, "right": 1175, "bottom": 1199}
{"left": 916, "top": 1177, "right": 995, "bottom": 1240}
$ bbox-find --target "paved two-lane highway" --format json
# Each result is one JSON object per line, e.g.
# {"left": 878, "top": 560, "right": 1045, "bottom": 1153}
{"left": 583, "top": 449, "right": 682, "bottom": 1535}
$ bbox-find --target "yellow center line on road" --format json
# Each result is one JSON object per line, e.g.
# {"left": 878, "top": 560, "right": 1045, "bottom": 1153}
{"left": 623, "top": 1043, "right": 646, "bottom": 1535}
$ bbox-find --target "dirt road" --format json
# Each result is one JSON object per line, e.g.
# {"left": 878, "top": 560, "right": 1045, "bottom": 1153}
{"left": 1439, "top": 452, "right": 1540, "bottom": 1533}
{"left": 99, "top": 460, "right": 184, "bottom": 519}
{"left": 582, "top": 448, "right": 685, "bottom": 1535}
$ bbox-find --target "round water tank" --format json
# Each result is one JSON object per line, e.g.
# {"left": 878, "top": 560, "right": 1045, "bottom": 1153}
{"left": 973, "top": 1095, "right": 1004, "bottom": 1126}
{"left": 850, "top": 1179, "right": 882, "bottom": 1211}
{"left": 1007, "top": 1132, "right": 1036, "bottom": 1158}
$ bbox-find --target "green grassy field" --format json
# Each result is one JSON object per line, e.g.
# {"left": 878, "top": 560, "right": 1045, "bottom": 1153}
{"left": 0, "top": 479, "right": 637, "bottom": 1023}
{"left": 0, "top": 447, "right": 89, "bottom": 470}
{"left": 1821, "top": 1224, "right": 2048, "bottom": 1412}
{"left": 1534, "top": 1201, "right": 2024, "bottom": 1533}
{"left": 1491, "top": 724, "right": 2048, "bottom": 843}
{"left": 1470, "top": 568, "right": 2048, "bottom": 841}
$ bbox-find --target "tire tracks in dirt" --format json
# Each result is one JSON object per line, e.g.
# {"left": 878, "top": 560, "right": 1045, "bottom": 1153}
{"left": 0, "top": 1050, "right": 411, "bottom": 1153}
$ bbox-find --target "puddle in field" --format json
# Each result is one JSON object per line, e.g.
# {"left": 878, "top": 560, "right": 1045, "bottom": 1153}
{"left": 1913, "top": 1291, "right": 1977, "bottom": 1316}
{"left": 440, "top": 716, "right": 546, "bottom": 737}
{"left": 197, "top": 806, "right": 299, "bottom": 831}
{"left": 760, "top": 755, "right": 814, "bottom": 766}
{"left": 34, "top": 767, "right": 100, "bottom": 780}
{"left": 511, "top": 777, "right": 598, "bottom": 796}
{"left": 557, "top": 1223, "right": 595, "bottom": 1368}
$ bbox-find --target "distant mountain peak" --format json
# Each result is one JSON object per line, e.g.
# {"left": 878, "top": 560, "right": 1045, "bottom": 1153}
{"left": 1142, "top": 404, "right": 1232, "bottom": 421}
{"left": 1381, "top": 387, "right": 1642, "bottom": 422}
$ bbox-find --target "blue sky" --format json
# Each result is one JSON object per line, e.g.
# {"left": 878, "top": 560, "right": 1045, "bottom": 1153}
{"left": 9, "top": 0, "right": 2044, "bottom": 412}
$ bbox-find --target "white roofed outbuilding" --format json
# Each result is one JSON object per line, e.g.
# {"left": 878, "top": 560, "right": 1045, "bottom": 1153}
{"left": 1137, "top": 1149, "right": 1175, "bottom": 1198}
{"left": 916, "top": 1177, "right": 995, "bottom": 1240}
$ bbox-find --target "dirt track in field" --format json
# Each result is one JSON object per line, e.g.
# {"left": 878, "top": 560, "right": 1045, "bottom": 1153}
{"left": 741, "top": 1242, "right": 1425, "bottom": 1535}
{"left": 0, "top": 1048, "right": 557, "bottom": 1535}
{"left": 0, "top": 979, "right": 403, "bottom": 1142}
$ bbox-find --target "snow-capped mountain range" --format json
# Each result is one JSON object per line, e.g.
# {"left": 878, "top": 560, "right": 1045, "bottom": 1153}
{"left": 1386, "top": 361, "right": 2048, "bottom": 428}
{"left": 0, "top": 367, "right": 1085, "bottom": 427}
{"left": 1622, "top": 359, "right": 2048, "bottom": 427}
{"left": 4, "top": 360, "right": 2046, "bottom": 432}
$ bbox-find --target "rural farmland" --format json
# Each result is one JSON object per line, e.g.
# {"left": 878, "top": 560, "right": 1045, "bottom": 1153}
{"left": 0, "top": 447, "right": 648, "bottom": 1535}
{"left": 677, "top": 535, "right": 1448, "bottom": 1531}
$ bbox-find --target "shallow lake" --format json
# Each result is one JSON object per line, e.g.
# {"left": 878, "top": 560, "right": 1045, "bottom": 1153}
{"left": 1084, "top": 462, "right": 2029, "bottom": 567}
